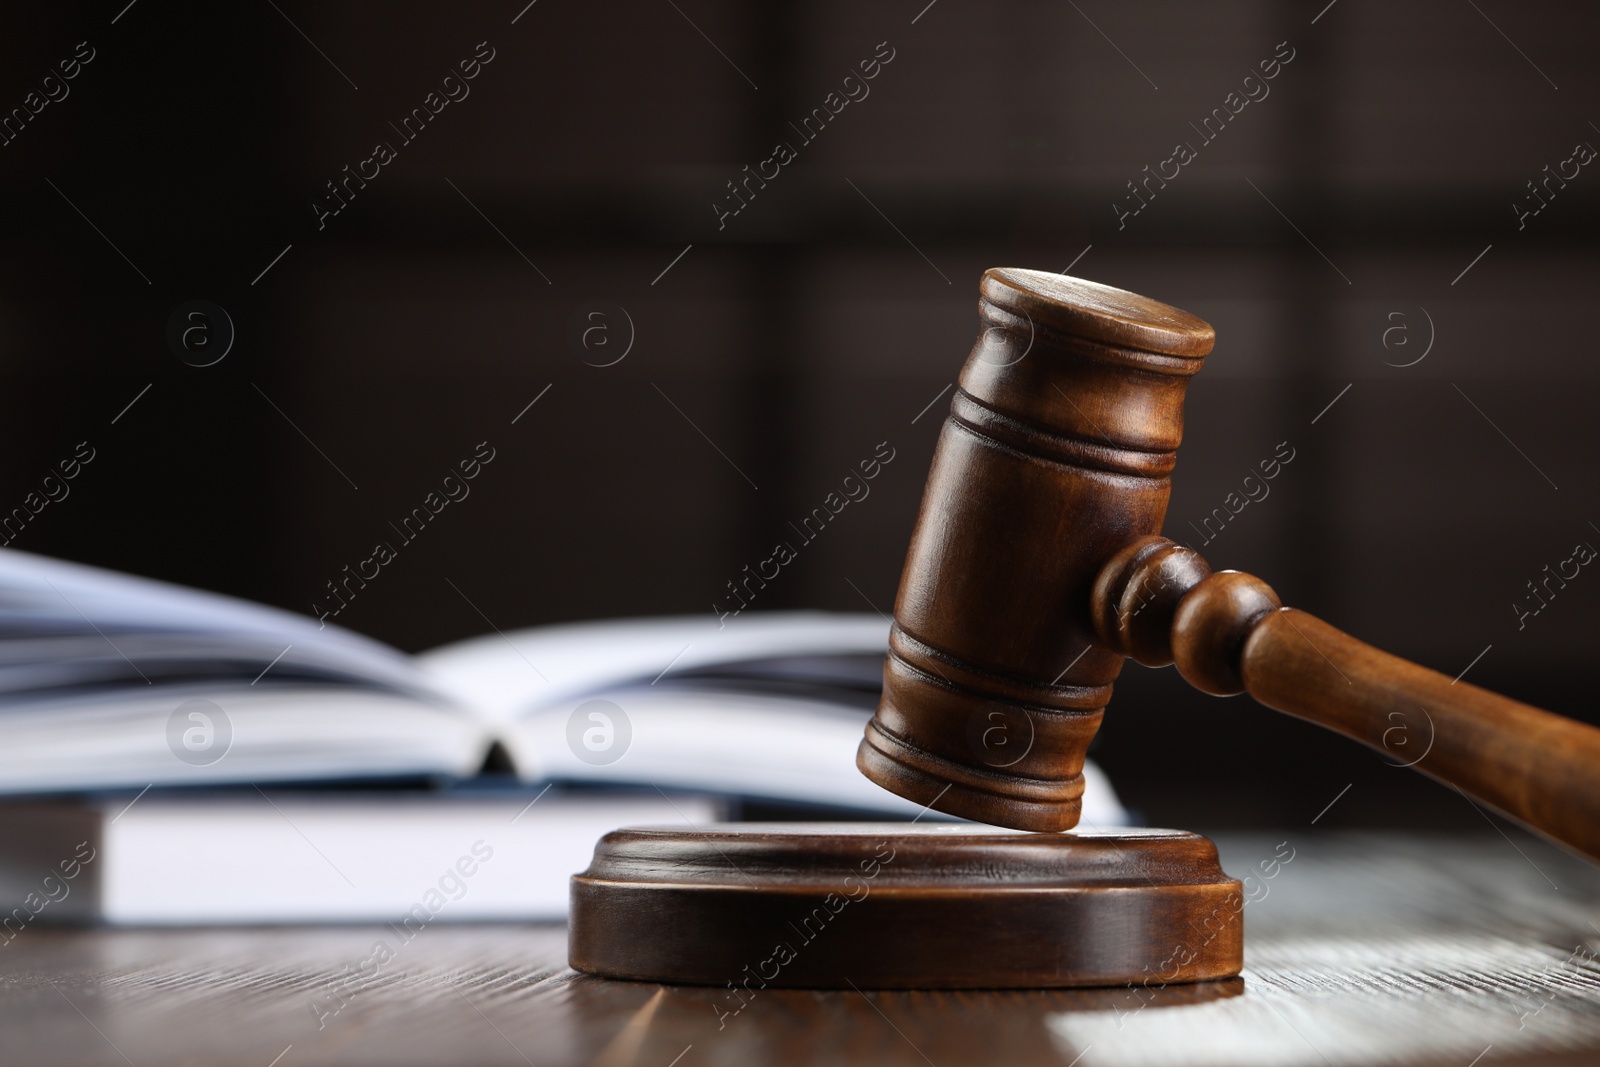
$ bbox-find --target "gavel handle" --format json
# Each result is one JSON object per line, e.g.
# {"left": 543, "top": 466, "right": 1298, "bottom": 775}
{"left": 1094, "top": 538, "right": 1600, "bottom": 862}
{"left": 1243, "top": 607, "right": 1600, "bottom": 861}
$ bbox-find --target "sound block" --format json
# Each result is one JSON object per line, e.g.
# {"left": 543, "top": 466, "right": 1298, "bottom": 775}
{"left": 569, "top": 823, "right": 1243, "bottom": 989}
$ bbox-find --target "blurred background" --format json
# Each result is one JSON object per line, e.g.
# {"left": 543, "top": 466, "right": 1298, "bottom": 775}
{"left": 2, "top": 0, "right": 1597, "bottom": 831}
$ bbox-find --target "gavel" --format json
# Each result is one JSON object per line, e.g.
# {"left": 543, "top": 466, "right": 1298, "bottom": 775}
{"left": 858, "top": 267, "right": 1600, "bottom": 859}
{"left": 570, "top": 267, "right": 1599, "bottom": 991}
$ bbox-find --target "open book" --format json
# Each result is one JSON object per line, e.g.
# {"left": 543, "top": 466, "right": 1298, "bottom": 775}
{"left": 0, "top": 549, "right": 1129, "bottom": 923}
{"left": 0, "top": 546, "right": 1124, "bottom": 821}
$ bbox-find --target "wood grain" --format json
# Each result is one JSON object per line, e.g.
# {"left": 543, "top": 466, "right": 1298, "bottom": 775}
{"left": 3, "top": 835, "right": 1598, "bottom": 1066}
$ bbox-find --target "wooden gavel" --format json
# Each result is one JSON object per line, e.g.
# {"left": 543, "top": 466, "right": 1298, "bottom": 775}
{"left": 858, "top": 267, "right": 1600, "bottom": 860}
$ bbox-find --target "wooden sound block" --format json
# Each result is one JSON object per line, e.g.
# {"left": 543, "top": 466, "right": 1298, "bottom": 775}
{"left": 569, "top": 823, "right": 1243, "bottom": 989}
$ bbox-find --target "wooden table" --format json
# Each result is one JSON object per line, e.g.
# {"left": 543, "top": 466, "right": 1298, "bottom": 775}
{"left": 5, "top": 833, "right": 1600, "bottom": 1067}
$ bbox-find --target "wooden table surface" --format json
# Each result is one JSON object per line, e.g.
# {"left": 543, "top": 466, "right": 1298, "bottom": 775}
{"left": 5, "top": 833, "right": 1600, "bottom": 1067}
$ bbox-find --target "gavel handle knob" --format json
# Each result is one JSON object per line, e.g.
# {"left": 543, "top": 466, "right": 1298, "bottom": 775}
{"left": 1095, "top": 536, "right": 1600, "bottom": 862}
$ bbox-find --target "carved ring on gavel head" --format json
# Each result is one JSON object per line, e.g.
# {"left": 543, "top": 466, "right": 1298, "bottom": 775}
{"left": 860, "top": 268, "right": 1600, "bottom": 861}
{"left": 1092, "top": 536, "right": 1281, "bottom": 696}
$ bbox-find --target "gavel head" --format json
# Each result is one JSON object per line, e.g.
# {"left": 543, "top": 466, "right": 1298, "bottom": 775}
{"left": 856, "top": 268, "right": 1214, "bottom": 831}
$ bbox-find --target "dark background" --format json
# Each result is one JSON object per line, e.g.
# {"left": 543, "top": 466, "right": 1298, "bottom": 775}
{"left": 2, "top": 0, "right": 1597, "bottom": 832}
